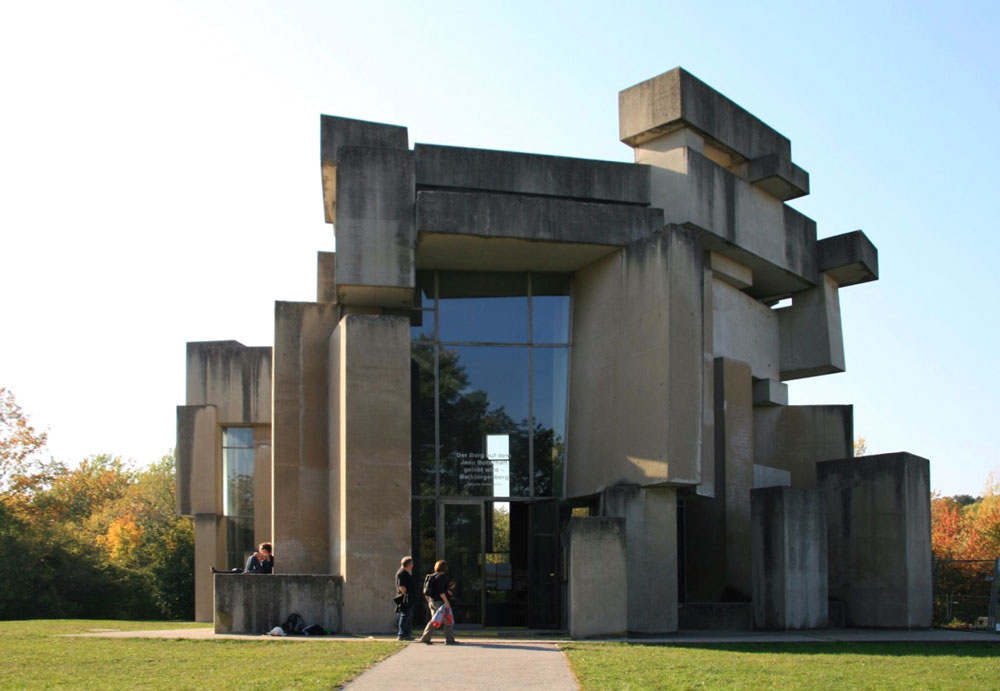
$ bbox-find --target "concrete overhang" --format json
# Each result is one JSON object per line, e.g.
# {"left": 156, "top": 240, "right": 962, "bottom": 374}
{"left": 747, "top": 154, "right": 810, "bottom": 201}
{"left": 416, "top": 233, "right": 619, "bottom": 272}
{"left": 817, "top": 230, "right": 879, "bottom": 287}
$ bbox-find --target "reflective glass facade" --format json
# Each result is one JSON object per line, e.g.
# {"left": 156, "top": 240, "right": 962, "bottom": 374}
{"left": 222, "top": 427, "right": 254, "bottom": 569}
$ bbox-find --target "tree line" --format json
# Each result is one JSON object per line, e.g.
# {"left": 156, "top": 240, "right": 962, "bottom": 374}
{"left": 0, "top": 387, "right": 192, "bottom": 620}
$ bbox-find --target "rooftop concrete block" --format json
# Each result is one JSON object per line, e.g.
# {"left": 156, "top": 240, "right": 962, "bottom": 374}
{"left": 321, "top": 116, "right": 408, "bottom": 224}
{"left": 414, "top": 144, "right": 651, "bottom": 204}
{"left": 619, "top": 67, "right": 801, "bottom": 172}
{"left": 817, "top": 230, "right": 879, "bottom": 287}
{"left": 334, "top": 146, "right": 415, "bottom": 308}
{"left": 640, "top": 146, "right": 818, "bottom": 298}
{"left": 185, "top": 341, "right": 272, "bottom": 424}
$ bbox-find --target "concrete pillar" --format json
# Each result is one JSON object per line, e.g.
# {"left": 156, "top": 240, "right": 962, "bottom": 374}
{"left": 252, "top": 425, "right": 272, "bottom": 548}
{"left": 603, "top": 485, "right": 678, "bottom": 633}
{"left": 818, "top": 453, "right": 932, "bottom": 628}
{"left": 272, "top": 301, "right": 341, "bottom": 574}
{"left": 567, "top": 517, "right": 627, "bottom": 638}
{"left": 717, "top": 357, "right": 754, "bottom": 599}
{"left": 751, "top": 486, "right": 828, "bottom": 629}
{"left": 193, "top": 514, "right": 225, "bottom": 622}
{"left": 329, "top": 314, "right": 411, "bottom": 633}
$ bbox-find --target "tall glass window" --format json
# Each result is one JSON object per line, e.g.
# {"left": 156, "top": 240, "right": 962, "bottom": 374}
{"left": 410, "top": 271, "right": 571, "bottom": 499}
{"left": 222, "top": 427, "right": 254, "bottom": 569}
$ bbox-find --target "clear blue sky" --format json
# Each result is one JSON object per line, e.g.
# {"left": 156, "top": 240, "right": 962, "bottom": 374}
{"left": 1, "top": 0, "right": 997, "bottom": 496}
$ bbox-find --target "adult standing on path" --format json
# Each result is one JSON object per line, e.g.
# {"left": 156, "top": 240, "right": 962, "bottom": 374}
{"left": 418, "top": 560, "right": 457, "bottom": 645}
{"left": 395, "top": 556, "right": 415, "bottom": 641}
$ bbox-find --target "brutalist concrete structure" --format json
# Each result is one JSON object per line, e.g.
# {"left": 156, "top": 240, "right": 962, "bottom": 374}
{"left": 176, "top": 67, "right": 932, "bottom": 634}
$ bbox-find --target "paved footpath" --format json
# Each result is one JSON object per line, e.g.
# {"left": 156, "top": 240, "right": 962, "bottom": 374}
{"left": 344, "top": 640, "right": 578, "bottom": 691}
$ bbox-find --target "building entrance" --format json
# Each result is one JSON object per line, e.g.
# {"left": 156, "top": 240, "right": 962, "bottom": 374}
{"left": 437, "top": 499, "right": 560, "bottom": 628}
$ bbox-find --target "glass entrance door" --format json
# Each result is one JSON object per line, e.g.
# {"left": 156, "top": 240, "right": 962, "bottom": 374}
{"left": 440, "top": 501, "right": 483, "bottom": 625}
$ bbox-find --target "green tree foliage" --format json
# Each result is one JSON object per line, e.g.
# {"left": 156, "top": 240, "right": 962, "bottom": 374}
{"left": 0, "top": 401, "right": 193, "bottom": 621}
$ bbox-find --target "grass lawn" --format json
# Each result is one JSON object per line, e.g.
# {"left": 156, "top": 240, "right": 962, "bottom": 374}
{"left": 560, "top": 641, "right": 1000, "bottom": 690}
{"left": 0, "top": 620, "right": 404, "bottom": 689}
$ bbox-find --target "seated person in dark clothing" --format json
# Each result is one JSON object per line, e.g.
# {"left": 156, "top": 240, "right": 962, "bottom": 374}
{"left": 212, "top": 541, "right": 275, "bottom": 574}
{"left": 244, "top": 542, "right": 274, "bottom": 573}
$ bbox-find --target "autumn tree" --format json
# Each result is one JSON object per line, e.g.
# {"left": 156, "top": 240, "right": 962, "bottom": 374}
{"left": 0, "top": 387, "right": 48, "bottom": 491}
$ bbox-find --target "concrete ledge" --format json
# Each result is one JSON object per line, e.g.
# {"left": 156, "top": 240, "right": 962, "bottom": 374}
{"left": 415, "top": 144, "right": 650, "bottom": 204}
{"left": 747, "top": 153, "right": 809, "bottom": 201}
{"left": 416, "top": 190, "right": 664, "bottom": 246}
{"left": 214, "top": 574, "right": 344, "bottom": 634}
{"left": 817, "top": 230, "right": 879, "bottom": 287}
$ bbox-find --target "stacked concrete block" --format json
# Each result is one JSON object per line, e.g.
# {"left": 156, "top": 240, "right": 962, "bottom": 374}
{"left": 819, "top": 453, "right": 933, "bottom": 628}
{"left": 567, "top": 517, "right": 628, "bottom": 638}
{"left": 751, "top": 486, "right": 828, "bottom": 629}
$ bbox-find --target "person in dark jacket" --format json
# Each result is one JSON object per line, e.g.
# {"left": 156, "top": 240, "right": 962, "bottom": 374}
{"left": 395, "top": 556, "right": 415, "bottom": 640}
{"left": 418, "top": 560, "right": 457, "bottom": 645}
{"left": 244, "top": 542, "right": 274, "bottom": 573}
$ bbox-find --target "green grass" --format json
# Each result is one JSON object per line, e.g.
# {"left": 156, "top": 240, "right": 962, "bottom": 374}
{"left": 0, "top": 620, "right": 404, "bottom": 689}
{"left": 560, "top": 642, "right": 1000, "bottom": 690}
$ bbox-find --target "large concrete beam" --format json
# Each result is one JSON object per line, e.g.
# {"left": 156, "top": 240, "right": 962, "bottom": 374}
{"left": 712, "top": 277, "right": 780, "bottom": 381}
{"left": 176, "top": 404, "right": 218, "bottom": 516}
{"left": 567, "top": 517, "right": 628, "bottom": 638}
{"left": 329, "top": 315, "right": 410, "bottom": 633}
{"left": 416, "top": 190, "right": 664, "bottom": 247}
{"left": 817, "top": 230, "right": 879, "bottom": 287}
{"left": 414, "top": 144, "right": 650, "bottom": 204}
{"left": 752, "top": 486, "right": 828, "bottom": 630}
{"left": 818, "top": 452, "right": 932, "bottom": 628}
{"left": 272, "top": 301, "right": 341, "bottom": 575}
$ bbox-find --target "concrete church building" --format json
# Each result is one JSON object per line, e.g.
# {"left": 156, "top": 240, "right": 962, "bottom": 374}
{"left": 176, "top": 67, "right": 932, "bottom": 636}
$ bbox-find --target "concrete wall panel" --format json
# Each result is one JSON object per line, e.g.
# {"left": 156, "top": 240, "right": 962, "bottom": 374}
{"left": 272, "top": 301, "right": 341, "bottom": 574}
{"left": 567, "top": 517, "right": 628, "bottom": 638}
{"left": 712, "top": 278, "right": 780, "bottom": 381}
{"left": 751, "top": 486, "right": 828, "bottom": 629}
{"left": 176, "top": 405, "right": 218, "bottom": 516}
{"left": 779, "top": 274, "right": 845, "bottom": 380}
{"left": 330, "top": 315, "right": 411, "bottom": 633}
{"left": 753, "top": 405, "right": 853, "bottom": 489}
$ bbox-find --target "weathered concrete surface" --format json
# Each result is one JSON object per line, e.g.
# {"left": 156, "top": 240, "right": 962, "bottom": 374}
{"left": 567, "top": 517, "right": 627, "bottom": 638}
{"left": 717, "top": 357, "right": 754, "bottom": 599}
{"left": 320, "top": 115, "right": 408, "bottom": 224}
{"left": 568, "top": 225, "right": 704, "bottom": 494}
{"left": 272, "top": 301, "right": 341, "bottom": 575}
{"left": 746, "top": 153, "right": 809, "bottom": 201}
{"left": 778, "top": 274, "right": 845, "bottom": 380}
{"left": 818, "top": 230, "right": 879, "bottom": 287}
{"left": 176, "top": 405, "right": 219, "bottom": 516}
{"left": 753, "top": 405, "right": 853, "bottom": 489}
{"left": 193, "top": 514, "right": 225, "bottom": 622}
{"left": 416, "top": 190, "right": 664, "bottom": 247}
{"left": 415, "top": 143, "right": 650, "bottom": 204}
{"left": 602, "top": 485, "right": 678, "bottom": 633}
{"left": 712, "top": 277, "right": 779, "bottom": 381}
{"left": 214, "top": 574, "right": 343, "bottom": 634}
{"left": 752, "top": 378, "right": 788, "bottom": 407}
{"left": 818, "top": 453, "right": 932, "bottom": 628}
{"left": 317, "top": 251, "right": 337, "bottom": 303}
{"left": 329, "top": 315, "right": 410, "bottom": 633}
{"left": 752, "top": 486, "right": 828, "bottom": 630}
{"left": 185, "top": 341, "right": 272, "bottom": 424}
{"left": 335, "top": 146, "right": 415, "bottom": 308}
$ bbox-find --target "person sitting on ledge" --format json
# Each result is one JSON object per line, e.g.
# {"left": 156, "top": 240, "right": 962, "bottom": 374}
{"left": 244, "top": 542, "right": 274, "bottom": 573}
{"left": 211, "top": 542, "right": 274, "bottom": 574}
